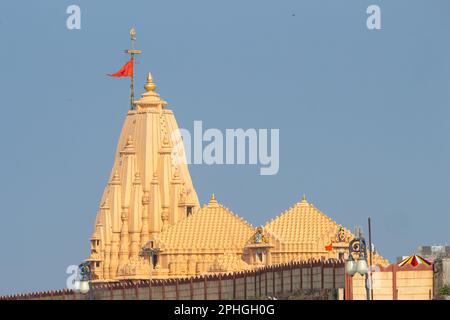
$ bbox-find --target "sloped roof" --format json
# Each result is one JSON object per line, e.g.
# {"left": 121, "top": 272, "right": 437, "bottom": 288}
{"left": 156, "top": 195, "right": 255, "bottom": 250}
{"left": 264, "top": 196, "right": 341, "bottom": 244}
{"left": 210, "top": 253, "right": 252, "bottom": 272}
{"left": 264, "top": 195, "right": 390, "bottom": 265}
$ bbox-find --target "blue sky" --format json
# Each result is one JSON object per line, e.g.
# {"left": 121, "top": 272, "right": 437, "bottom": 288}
{"left": 0, "top": 0, "right": 449, "bottom": 294}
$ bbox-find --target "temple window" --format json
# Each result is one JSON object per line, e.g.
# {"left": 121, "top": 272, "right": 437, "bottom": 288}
{"left": 186, "top": 206, "right": 193, "bottom": 217}
{"left": 152, "top": 254, "right": 158, "bottom": 268}
{"left": 256, "top": 249, "right": 265, "bottom": 263}
{"left": 257, "top": 252, "right": 264, "bottom": 262}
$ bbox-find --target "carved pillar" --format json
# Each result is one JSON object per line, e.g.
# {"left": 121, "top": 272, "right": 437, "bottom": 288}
{"left": 150, "top": 172, "right": 161, "bottom": 238}
{"left": 101, "top": 200, "right": 112, "bottom": 279}
{"left": 118, "top": 207, "right": 130, "bottom": 269}
{"left": 159, "top": 126, "right": 172, "bottom": 231}
{"left": 140, "top": 189, "right": 150, "bottom": 247}
{"left": 161, "top": 206, "right": 169, "bottom": 232}
{"left": 129, "top": 173, "right": 142, "bottom": 260}
{"left": 170, "top": 167, "right": 182, "bottom": 224}
{"left": 109, "top": 172, "right": 122, "bottom": 278}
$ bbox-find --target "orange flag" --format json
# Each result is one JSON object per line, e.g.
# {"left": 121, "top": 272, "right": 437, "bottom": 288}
{"left": 325, "top": 243, "right": 333, "bottom": 252}
{"left": 108, "top": 58, "right": 134, "bottom": 77}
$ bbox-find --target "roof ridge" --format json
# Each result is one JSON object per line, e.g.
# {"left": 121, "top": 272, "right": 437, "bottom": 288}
{"left": 200, "top": 198, "right": 255, "bottom": 230}
{"left": 262, "top": 198, "right": 347, "bottom": 244}
{"left": 217, "top": 203, "right": 254, "bottom": 229}
{"left": 263, "top": 201, "right": 305, "bottom": 227}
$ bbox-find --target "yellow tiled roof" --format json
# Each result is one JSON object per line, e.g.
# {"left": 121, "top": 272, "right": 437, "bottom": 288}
{"left": 264, "top": 196, "right": 340, "bottom": 244}
{"left": 157, "top": 195, "right": 255, "bottom": 250}
{"left": 210, "top": 253, "right": 252, "bottom": 273}
{"left": 264, "top": 195, "right": 390, "bottom": 266}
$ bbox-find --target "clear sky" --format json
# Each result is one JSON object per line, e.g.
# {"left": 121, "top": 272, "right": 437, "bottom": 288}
{"left": 0, "top": 0, "right": 449, "bottom": 295}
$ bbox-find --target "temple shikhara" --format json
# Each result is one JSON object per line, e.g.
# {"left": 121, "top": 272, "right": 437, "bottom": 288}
{"left": 86, "top": 30, "right": 388, "bottom": 282}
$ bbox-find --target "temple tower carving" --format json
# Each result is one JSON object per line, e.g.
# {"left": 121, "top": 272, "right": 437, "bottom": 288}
{"left": 87, "top": 73, "right": 200, "bottom": 280}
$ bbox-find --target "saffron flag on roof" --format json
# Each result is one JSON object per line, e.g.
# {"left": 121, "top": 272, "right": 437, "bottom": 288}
{"left": 108, "top": 58, "right": 134, "bottom": 77}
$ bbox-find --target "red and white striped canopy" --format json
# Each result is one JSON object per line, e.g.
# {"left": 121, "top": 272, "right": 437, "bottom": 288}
{"left": 398, "top": 255, "right": 431, "bottom": 267}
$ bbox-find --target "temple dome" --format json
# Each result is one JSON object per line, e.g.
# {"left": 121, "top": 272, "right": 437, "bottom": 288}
{"left": 156, "top": 195, "right": 255, "bottom": 251}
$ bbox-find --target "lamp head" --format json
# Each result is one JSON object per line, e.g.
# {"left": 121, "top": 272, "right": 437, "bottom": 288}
{"left": 73, "top": 279, "right": 81, "bottom": 293}
{"left": 346, "top": 255, "right": 357, "bottom": 276}
{"left": 78, "top": 280, "right": 90, "bottom": 294}
{"left": 356, "top": 257, "right": 369, "bottom": 275}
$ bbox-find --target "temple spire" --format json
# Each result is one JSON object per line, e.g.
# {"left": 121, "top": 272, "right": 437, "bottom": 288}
{"left": 88, "top": 44, "right": 200, "bottom": 280}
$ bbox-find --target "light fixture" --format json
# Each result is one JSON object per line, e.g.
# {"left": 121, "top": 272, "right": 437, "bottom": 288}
{"left": 356, "top": 257, "right": 369, "bottom": 275}
{"left": 74, "top": 261, "right": 93, "bottom": 299}
{"left": 345, "top": 227, "right": 371, "bottom": 300}
{"left": 345, "top": 255, "right": 357, "bottom": 276}
{"left": 73, "top": 279, "right": 81, "bottom": 293}
{"left": 79, "top": 279, "right": 90, "bottom": 294}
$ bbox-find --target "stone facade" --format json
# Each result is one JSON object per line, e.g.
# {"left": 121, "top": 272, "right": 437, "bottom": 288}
{"left": 0, "top": 259, "right": 345, "bottom": 300}
{"left": 0, "top": 260, "right": 436, "bottom": 300}
{"left": 87, "top": 73, "right": 200, "bottom": 280}
{"left": 87, "top": 72, "right": 389, "bottom": 282}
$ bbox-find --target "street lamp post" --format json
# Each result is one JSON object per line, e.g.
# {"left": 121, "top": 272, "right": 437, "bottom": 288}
{"left": 74, "top": 261, "right": 93, "bottom": 300}
{"left": 345, "top": 229, "right": 370, "bottom": 300}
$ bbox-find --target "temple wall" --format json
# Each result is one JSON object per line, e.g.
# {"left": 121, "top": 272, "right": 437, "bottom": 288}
{"left": 2, "top": 259, "right": 433, "bottom": 300}
{"left": 350, "top": 264, "right": 433, "bottom": 300}
{"left": 1, "top": 259, "right": 344, "bottom": 300}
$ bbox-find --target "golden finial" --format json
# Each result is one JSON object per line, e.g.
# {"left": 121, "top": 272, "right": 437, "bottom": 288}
{"left": 208, "top": 193, "right": 219, "bottom": 207}
{"left": 301, "top": 194, "right": 307, "bottom": 203}
{"left": 144, "top": 72, "right": 157, "bottom": 92}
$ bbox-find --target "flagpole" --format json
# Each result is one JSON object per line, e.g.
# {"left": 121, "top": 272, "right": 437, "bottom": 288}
{"left": 130, "top": 28, "right": 135, "bottom": 110}
{"left": 126, "top": 27, "right": 142, "bottom": 110}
